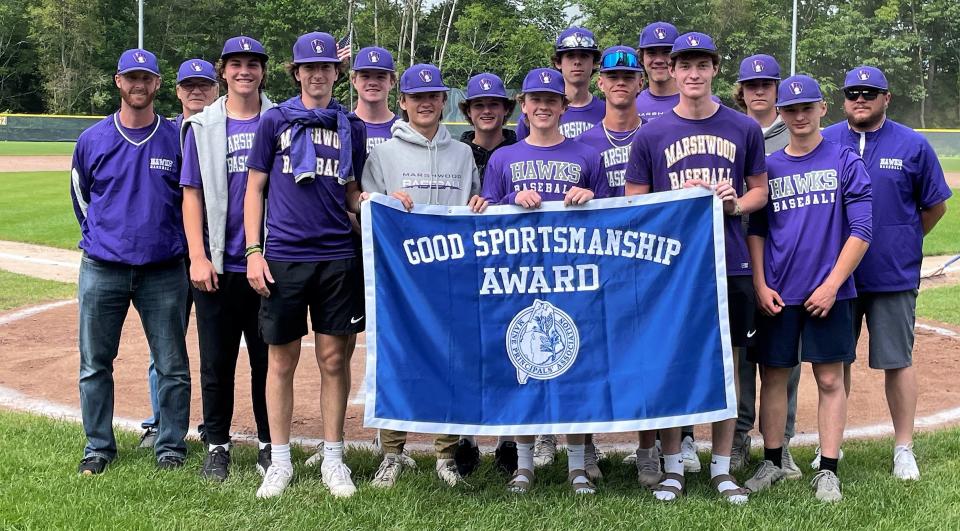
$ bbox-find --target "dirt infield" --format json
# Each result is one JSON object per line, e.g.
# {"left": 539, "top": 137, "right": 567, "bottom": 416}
{"left": 1, "top": 300, "right": 959, "bottom": 448}
{"left": 946, "top": 172, "right": 960, "bottom": 189}
{"left": 0, "top": 156, "right": 71, "bottom": 173}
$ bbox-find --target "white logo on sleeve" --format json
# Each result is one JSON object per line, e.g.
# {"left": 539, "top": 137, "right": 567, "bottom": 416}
{"left": 506, "top": 300, "right": 579, "bottom": 384}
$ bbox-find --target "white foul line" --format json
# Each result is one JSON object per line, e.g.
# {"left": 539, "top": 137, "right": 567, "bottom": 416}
{"left": 0, "top": 252, "right": 79, "bottom": 270}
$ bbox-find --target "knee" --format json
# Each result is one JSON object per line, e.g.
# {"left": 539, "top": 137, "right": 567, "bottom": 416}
{"left": 816, "top": 371, "right": 844, "bottom": 394}
{"left": 269, "top": 354, "right": 298, "bottom": 378}
{"left": 317, "top": 350, "right": 347, "bottom": 375}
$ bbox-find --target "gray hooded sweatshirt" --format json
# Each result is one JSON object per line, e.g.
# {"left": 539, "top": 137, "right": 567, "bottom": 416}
{"left": 763, "top": 115, "right": 789, "bottom": 155}
{"left": 181, "top": 93, "right": 273, "bottom": 273}
{"left": 361, "top": 120, "right": 480, "bottom": 207}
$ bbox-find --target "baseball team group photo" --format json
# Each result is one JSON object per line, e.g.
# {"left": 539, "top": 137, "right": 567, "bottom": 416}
{"left": 1, "top": 0, "right": 959, "bottom": 528}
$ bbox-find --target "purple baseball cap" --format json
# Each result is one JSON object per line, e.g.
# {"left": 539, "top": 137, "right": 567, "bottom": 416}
{"left": 293, "top": 32, "right": 339, "bottom": 64}
{"left": 555, "top": 26, "right": 599, "bottom": 54}
{"left": 522, "top": 68, "right": 565, "bottom": 95}
{"left": 738, "top": 54, "right": 781, "bottom": 82}
{"left": 221, "top": 36, "right": 268, "bottom": 61}
{"left": 353, "top": 46, "right": 395, "bottom": 71}
{"left": 117, "top": 49, "right": 160, "bottom": 76}
{"left": 670, "top": 32, "right": 719, "bottom": 58}
{"left": 638, "top": 22, "right": 679, "bottom": 49}
{"left": 177, "top": 59, "right": 216, "bottom": 84}
{"left": 843, "top": 65, "right": 888, "bottom": 91}
{"left": 465, "top": 73, "right": 509, "bottom": 100}
{"left": 599, "top": 46, "right": 643, "bottom": 73}
{"left": 399, "top": 64, "right": 449, "bottom": 94}
{"left": 776, "top": 75, "right": 823, "bottom": 107}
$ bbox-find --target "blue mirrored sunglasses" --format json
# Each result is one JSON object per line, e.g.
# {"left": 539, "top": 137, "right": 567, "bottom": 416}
{"left": 557, "top": 34, "right": 597, "bottom": 50}
{"left": 601, "top": 51, "right": 640, "bottom": 69}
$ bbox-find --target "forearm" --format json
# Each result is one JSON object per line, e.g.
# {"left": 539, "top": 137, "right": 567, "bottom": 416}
{"left": 921, "top": 202, "right": 947, "bottom": 235}
{"left": 624, "top": 181, "right": 650, "bottom": 196}
{"left": 823, "top": 236, "right": 870, "bottom": 289}
{"left": 182, "top": 188, "right": 207, "bottom": 261}
{"left": 747, "top": 235, "right": 767, "bottom": 288}
{"left": 738, "top": 173, "right": 769, "bottom": 215}
{"left": 345, "top": 182, "right": 363, "bottom": 214}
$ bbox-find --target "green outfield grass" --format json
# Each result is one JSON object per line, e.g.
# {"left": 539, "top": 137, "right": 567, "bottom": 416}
{"left": 0, "top": 410, "right": 958, "bottom": 528}
{"left": 940, "top": 157, "right": 960, "bottom": 173}
{"left": 0, "top": 171, "right": 78, "bottom": 249}
{"left": 0, "top": 141, "right": 75, "bottom": 156}
{"left": 0, "top": 269, "right": 75, "bottom": 310}
{"left": 917, "top": 284, "right": 960, "bottom": 326}
{"left": 922, "top": 190, "right": 959, "bottom": 256}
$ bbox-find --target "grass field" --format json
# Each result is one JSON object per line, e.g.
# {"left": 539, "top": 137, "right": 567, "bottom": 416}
{"left": 922, "top": 190, "right": 959, "bottom": 256}
{"left": 0, "top": 270, "right": 75, "bottom": 310}
{"left": 0, "top": 141, "right": 75, "bottom": 156}
{"left": 917, "top": 284, "right": 960, "bottom": 325}
{"left": 1, "top": 410, "right": 958, "bottom": 529}
{"left": 940, "top": 157, "right": 960, "bottom": 173}
{"left": 0, "top": 171, "right": 78, "bottom": 249}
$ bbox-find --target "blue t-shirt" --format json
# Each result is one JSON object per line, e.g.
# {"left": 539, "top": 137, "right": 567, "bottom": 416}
{"left": 70, "top": 113, "right": 185, "bottom": 265}
{"left": 822, "top": 119, "right": 952, "bottom": 292}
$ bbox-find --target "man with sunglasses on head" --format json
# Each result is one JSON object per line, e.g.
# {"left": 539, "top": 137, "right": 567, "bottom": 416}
{"left": 515, "top": 26, "right": 606, "bottom": 141}
{"left": 821, "top": 66, "right": 951, "bottom": 482}
{"left": 575, "top": 46, "right": 645, "bottom": 197}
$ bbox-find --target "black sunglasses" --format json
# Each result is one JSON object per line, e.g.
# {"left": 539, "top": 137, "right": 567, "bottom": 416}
{"left": 843, "top": 88, "right": 886, "bottom": 101}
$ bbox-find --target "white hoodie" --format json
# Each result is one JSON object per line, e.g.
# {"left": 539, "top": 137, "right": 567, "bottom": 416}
{"left": 361, "top": 120, "right": 480, "bottom": 206}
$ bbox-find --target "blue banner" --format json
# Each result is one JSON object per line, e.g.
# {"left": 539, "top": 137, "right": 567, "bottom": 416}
{"left": 361, "top": 189, "right": 736, "bottom": 435}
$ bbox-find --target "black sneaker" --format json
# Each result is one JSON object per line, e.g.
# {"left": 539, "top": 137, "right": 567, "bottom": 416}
{"left": 156, "top": 455, "right": 185, "bottom": 470}
{"left": 257, "top": 444, "right": 272, "bottom": 477}
{"left": 138, "top": 427, "right": 158, "bottom": 449}
{"left": 494, "top": 441, "right": 518, "bottom": 475}
{"left": 200, "top": 446, "right": 231, "bottom": 482}
{"left": 453, "top": 439, "right": 481, "bottom": 477}
{"left": 78, "top": 455, "right": 109, "bottom": 475}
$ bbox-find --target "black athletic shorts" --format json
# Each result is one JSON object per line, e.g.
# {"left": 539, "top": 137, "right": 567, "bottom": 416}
{"left": 748, "top": 299, "right": 856, "bottom": 368}
{"left": 727, "top": 275, "right": 756, "bottom": 349}
{"left": 259, "top": 257, "right": 365, "bottom": 344}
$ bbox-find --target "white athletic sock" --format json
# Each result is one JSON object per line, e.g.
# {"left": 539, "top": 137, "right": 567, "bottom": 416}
{"left": 656, "top": 453, "right": 684, "bottom": 501}
{"left": 323, "top": 440, "right": 345, "bottom": 465}
{"left": 567, "top": 444, "right": 587, "bottom": 484}
{"left": 272, "top": 443, "right": 292, "bottom": 470}
{"left": 517, "top": 442, "right": 534, "bottom": 473}
{"left": 208, "top": 443, "right": 229, "bottom": 453}
{"left": 461, "top": 435, "right": 477, "bottom": 445}
{"left": 711, "top": 454, "right": 747, "bottom": 503}
{"left": 258, "top": 440, "right": 270, "bottom": 450}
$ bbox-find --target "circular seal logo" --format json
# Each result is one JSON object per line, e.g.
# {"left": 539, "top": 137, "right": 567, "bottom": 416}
{"left": 506, "top": 300, "right": 580, "bottom": 384}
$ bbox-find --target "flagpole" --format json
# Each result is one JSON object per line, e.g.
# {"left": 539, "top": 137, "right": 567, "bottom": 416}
{"left": 347, "top": 0, "right": 355, "bottom": 110}
{"left": 790, "top": 0, "right": 798, "bottom": 76}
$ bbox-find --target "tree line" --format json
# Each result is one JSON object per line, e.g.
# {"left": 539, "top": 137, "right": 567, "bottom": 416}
{"left": 1, "top": 0, "right": 958, "bottom": 128}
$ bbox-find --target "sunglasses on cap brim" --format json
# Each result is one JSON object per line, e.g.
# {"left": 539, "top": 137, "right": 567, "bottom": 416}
{"left": 843, "top": 88, "right": 886, "bottom": 101}
{"left": 557, "top": 34, "right": 598, "bottom": 50}
{"left": 601, "top": 51, "right": 642, "bottom": 70}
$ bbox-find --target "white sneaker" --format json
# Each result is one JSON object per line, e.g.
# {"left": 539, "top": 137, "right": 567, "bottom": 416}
{"left": 811, "top": 470, "right": 842, "bottom": 502}
{"left": 810, "top": 446, "right": 844, "bottom": 470}
{"left": 584, "top": 441, "right": 603, "bottom": 481}
{"left": 436, "top": 458, "right": 463, "bottom": 487}
{"left": 305, "top": 444, "right": 324, "bottom": 467}
{"left": 622, "top": 447, "right": 638, "bottom": 465}
{"left": 681, "top": 436, "right": 701, "bottom": 473}
{"left": 256, "top": 465, "right": 293, "bottom": 499}
{"left": 533, "top": 435, "right": 557, "bottom": 467}
{"left": 371, "top": 453, "right": 404, "bottom": 488}
{"left": 321, "top": 461, "right": 357, "bottom": 498}
{"left": 893, "top": 444, "right": 920, "bottom": 481}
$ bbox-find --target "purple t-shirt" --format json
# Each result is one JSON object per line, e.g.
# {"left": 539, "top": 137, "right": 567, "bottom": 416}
{"left": 362, "top": 115, "right": 398, "bottom": 154}
{"left": 70, "top": 113, "right": 185, "bottom": 265}
{"left": 625, "top": 105, "right": 767, "bottom": 276}
{"left": 822, "top": 119, "right": 953, "bottom": 292}
{"left": 515, "top": 96, "right": 606, "bottom": 140}
{"left": 635, "top": 90, "right": 722, "bottom": 122}
{"left": 574, "top": 122, "right": 645, "bottom": 197}
{"left": 749, "top": 140, "right": 873, "bottom": 304}
{"left": 481, "top": 138, "right": 609, "bottom": 204}
{"left": 180, "top": 115, "right": 260, "bottom": 273}
{"left": 245, "top": 98, "right": 367, "bottom": 262}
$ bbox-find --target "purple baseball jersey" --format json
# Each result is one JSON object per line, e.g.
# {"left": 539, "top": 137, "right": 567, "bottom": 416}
{"left": 822, "top": 119, "right": 953, "bottom": 292}
{"left": 361, "top": 115, "right": 398, "bottom": 154}
{"left": 635, "top": 90, "right": 721, "bottom": 122}
{"left": 749, "top": 140, "right": 873, "bottom": 304}
{"left": 70, "top": 113, "right": 185, "bottom": 265}
{"left": 625, "top": 105, "right": 767, "bottom": 275}
{"left": 245, "top": 98, "right": 367, "bottom": 262}
{"left": 481, "top": 138, "right": 609, "bottom": 204}
{"left": 574, "top": 122, "right": 645, "bottom": 197}
{"left": 515, "top": 96, "right": 606, "bottom": 140}
{"left": 180, "top": 115, "right": 260, "bottom": 272}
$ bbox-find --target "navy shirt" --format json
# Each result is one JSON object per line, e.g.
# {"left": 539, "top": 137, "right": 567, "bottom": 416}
{"left": 71, "top": 113, "right": 185, "bottom": 265}
{"left": 822, "top": 119, "right": 952, "bottom": 292}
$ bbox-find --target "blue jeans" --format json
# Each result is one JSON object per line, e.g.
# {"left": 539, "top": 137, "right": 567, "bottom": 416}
{"left": 142, "top": 363, "right": 160, "bottom": 429}
{"left": 78, "top": 256, "right": 191, "bottom": 460}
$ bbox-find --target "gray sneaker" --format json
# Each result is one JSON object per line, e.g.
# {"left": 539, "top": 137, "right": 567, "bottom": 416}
{"left": 781, "top": 439, "right": 802, "bottom": 480}
{"left": 635, "top": 447, "right": 662, "bottom": 487}
{"left": 811, "top": 470, "right": 842, "bottom": 502}
{"left": 533, "top": 435, "right": 557, "bottom": 467}
{"left": 744, "top": 460, "right": 785, "bottom": 493}
{"left": 371, "top": 453, "right": 404, "bottom": 489}
{"left": 731, "top": 432, "right": 751, "bottom": 472}
{"left": 584, "top": 441, "right": 603, "bottom": 481}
